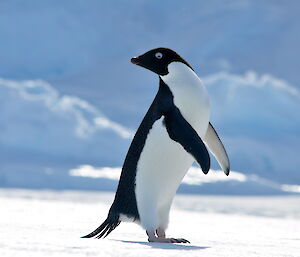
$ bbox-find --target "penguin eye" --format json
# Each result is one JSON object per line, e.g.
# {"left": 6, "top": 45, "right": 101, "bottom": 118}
{"left": 155, "top": 52, "right": 163, "bottom": 59}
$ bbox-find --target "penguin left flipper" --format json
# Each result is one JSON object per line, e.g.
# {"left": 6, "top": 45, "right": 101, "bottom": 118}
{"left": 204, "top": 122, "right": 230, "bottom": 176}
{"left": 164, "top": 107, "right": 211, "bottom": 174}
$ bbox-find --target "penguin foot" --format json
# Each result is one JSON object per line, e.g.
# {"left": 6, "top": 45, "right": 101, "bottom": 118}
{"left": 156, "top": 227, "right": 166, "bottom": 238}
{"left": 148, "top": 236, "right": 190, "bottom": 243}
{"left": 147, "top": 230, "right": 190, "bottom": 244}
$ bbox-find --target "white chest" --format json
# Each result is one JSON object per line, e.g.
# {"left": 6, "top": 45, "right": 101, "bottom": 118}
{"left": 161, "top": 62, "right": 210, "bottom": 135}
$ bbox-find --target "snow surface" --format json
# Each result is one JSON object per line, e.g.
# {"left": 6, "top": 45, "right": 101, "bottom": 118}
{"left": 1, "top": 189, "right": 299, "bottom": 257}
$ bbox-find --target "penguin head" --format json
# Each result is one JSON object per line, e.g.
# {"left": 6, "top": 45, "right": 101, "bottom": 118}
{"left": 131, "top": 48, "right": 192, "bottom": 76}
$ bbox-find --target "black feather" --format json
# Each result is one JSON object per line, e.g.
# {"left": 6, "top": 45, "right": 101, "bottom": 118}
{"left": 81, "top": 213, "right": 121, "bottom": 239}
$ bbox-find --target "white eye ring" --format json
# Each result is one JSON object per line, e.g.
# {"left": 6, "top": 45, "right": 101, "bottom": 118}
{"left": 155, "top": 52, "right": 163, "bottom": 59}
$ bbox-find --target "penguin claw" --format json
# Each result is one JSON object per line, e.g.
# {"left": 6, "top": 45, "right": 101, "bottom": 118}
{"left": 179, "top": 238, "right": 190, "bottom": 243}
{"left": 171, "top": 238, "right": 190, "bottom": 244}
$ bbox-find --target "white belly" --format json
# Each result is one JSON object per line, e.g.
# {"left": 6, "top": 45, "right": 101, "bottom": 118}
{"left": 135, "top": 61, "right": 210, "bottom": 231}
{"left": 135, "top": 117, "right": 194, "bottom": 230}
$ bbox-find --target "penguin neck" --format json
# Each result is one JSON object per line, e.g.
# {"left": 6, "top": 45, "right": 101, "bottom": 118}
{"left": 159, "top": 61, "right": 209, "bottom": 103}
{"left": 160, "top": 62, "right": 204, "bottom": 89}
{"left": 159, "top": 62, "right": 210, "bottom": 133}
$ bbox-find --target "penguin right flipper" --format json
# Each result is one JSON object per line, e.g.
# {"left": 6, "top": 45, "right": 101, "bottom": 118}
{"left": 163, "top": 107, "right": 211, "bottom": 174}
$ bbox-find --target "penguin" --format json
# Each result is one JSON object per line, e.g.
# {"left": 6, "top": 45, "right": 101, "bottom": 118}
{"left": 82, "top": 48, "right": 230, "bottom": 243}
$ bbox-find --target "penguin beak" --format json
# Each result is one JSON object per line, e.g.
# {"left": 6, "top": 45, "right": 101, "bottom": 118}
{"left": 131, "top": 57, "right": 140, "bottom": 65}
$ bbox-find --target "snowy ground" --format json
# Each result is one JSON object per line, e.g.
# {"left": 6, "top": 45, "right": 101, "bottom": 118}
{"left": 0, "top": 189, "right": 299, "bottom": 257}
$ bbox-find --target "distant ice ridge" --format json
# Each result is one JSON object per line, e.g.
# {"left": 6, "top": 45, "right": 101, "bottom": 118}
{"left": 205, "top": 71, "right": 300, "bottom": 97}
{"left": 203, "top": 71, "right": 300, "bottom": 184}
{"left": 70, "top": 165, "right": 300, "bottom": 195}
{"left": 0, "top": 78, "right": 133, "bottom": 168}
{"left": 0, "top": 78, "right": 133, "bottom": 139}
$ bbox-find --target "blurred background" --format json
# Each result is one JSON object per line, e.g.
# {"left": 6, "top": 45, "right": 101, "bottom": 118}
{"left": 0, "top": 0, "right": 300, "bottom": 194}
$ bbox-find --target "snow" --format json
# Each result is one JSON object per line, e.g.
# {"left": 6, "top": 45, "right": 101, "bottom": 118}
{"left": 1, "top": 189, "right": 299, "bottom": 257}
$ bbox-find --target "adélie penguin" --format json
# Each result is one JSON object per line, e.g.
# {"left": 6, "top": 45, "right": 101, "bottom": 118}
{"left": 82, "top": 48, "right": 230, "bottom": 243}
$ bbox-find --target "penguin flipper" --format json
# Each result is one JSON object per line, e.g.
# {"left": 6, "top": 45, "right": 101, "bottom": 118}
{"left": 164, "top": 107, "right": 211, "bottom": 174}
{"left": 204, "top": 122, "right": 230, "bottom": 176}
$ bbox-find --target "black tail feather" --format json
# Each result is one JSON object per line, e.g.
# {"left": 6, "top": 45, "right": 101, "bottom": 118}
{"left": 104, "top": 221, "right": 120, "bottom": 238}
{"left": 81, "top": 215, "right": 121, "bottom": 239}
{"left": 96, "top": 223, "right": 110, "bottom": 239}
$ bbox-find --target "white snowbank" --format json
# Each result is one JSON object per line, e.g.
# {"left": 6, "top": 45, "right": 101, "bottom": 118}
{"left": 69, "top": 165, "right": 300, "bottom": 195}
{"left": 70, "top": 165, "right": 247, "bottom": 184}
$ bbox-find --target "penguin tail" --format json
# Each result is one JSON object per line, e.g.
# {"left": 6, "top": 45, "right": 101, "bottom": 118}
{"left": 81, "top": 212, "right": 121, "bottom": 239}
